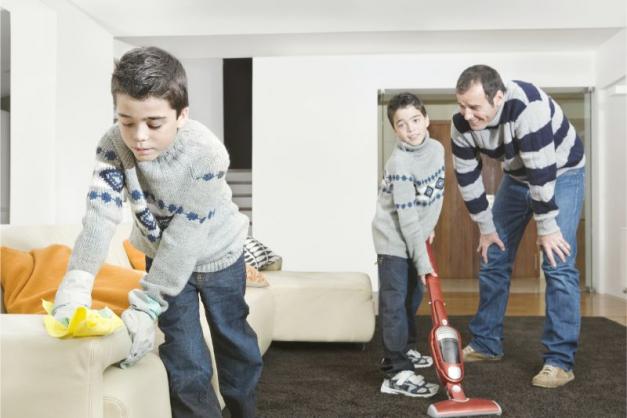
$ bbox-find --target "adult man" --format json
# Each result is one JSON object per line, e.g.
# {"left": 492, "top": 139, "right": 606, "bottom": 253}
{"left": 451, "top": 64, "right": 585, "bottom": 388}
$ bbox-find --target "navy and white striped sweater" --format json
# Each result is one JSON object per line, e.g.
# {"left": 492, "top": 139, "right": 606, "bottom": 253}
{"left": 451, "top": 80, "right": 585, "bottom": 236}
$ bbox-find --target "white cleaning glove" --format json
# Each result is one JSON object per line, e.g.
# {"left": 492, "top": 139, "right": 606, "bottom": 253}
{"left": 52, "top": 270, "right": 96, "bottom": 325}
{"left": 119, "top": 289, "right": 161, "bottom": 368}
{"left": 120, "top": 308, "right": 156, "bottom": 368}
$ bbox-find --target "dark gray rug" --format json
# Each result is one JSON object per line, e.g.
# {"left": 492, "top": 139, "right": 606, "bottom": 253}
{"left": 256, "top": 316, "right": 626, "bottom": 417}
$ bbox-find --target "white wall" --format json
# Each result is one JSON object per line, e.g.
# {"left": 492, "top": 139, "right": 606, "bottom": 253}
{"left": 4, "top": 0, "right": 57, "bottom": 224}
{"left": 182, "top": 58, "right": 224, "bottom": 141}
{"left": 596, "top": 81, "right": 627, "bottom": 298}
{"left": 253, "top": 51, "right": 595, "bottom": 287}
{"left": 594, "top": 29, "right": 627, "bottom": 298}
{"left": 46, "top": 0, "right": 113, "bottom": 224}
{"left": 3, "top": 0, "right": 113, "bottom": 225}
{"left": 114, "top": 39, "right": 136, "bottom": 59}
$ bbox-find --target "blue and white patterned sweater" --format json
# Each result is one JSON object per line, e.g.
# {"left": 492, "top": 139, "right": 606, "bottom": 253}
{"left": 451, "top": 80, "right": 585, "bottom": 236}
{"left": 67, "top": 119, "right": 248, "bottom": 313}
{"left": 372, "top": 135, "right": 445, "bottom": 275}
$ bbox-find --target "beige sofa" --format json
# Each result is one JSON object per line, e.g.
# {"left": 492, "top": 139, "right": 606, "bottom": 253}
{"left": 0, "top": 224, "right": 375, "bottom": 418}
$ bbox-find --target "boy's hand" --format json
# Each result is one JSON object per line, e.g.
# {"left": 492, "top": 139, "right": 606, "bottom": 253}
{"left": 52, "top": 304, "right": 82, "bottom": 326}
{"left": 52, "top": 270, "right": 95, "bottom": 325}
{"left": 120, "top": 308, "right": 156, "bottom": 368}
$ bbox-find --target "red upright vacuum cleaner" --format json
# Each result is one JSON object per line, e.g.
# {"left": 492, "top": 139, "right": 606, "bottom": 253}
{"left": 424, "top": 241, "right": 502, "bottom": 418}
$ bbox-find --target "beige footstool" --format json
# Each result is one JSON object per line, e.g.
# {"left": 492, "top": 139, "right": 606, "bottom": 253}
{"left": 264, "top": 271, "right": 375, "bottom": 343}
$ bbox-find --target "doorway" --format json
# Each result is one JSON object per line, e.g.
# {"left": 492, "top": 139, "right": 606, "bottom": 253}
{"left": 378, "top": 89, "right": 591, "bottom": 289}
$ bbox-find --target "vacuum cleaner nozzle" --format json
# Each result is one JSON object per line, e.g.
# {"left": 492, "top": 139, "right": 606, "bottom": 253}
{"left": 427, "top": 398, "right": 502, "bottom": 417}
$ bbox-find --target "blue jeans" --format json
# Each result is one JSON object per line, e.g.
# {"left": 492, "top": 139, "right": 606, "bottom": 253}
{"left": 469, "top": 168, "right": 585, "bottom": 371}
{"left": 377, "top": 254, "right": 425, "bottom": 376}
{"left": 148, "top": 254, "right": 263, "bottom": 418}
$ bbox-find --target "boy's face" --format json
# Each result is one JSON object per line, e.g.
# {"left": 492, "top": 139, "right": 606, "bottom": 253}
{"left": 392, "top": 106, "right": 430, "bottom": 146}
{"left": 456, "top": 81, "right": 504, "bottom": 130}
{"left": 115, "top": 93, "right": 189, "bottom": 161}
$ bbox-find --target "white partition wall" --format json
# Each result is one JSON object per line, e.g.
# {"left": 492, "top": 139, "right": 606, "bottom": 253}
{"left": 4, "top": 0, "right": 57, "bottom": 225}
{"left": 594, "top": 29, "right": 627, "bottom": 298}
{"left": 3, "top": 0, "right": 113, "bottom": 225}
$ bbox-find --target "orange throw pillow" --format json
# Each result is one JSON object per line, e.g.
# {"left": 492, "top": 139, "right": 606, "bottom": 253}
{"left": 245, "top": 264, "right": 269, "bottom": 288}
{"left": 1, "top": 244, "right": 143, "bottom": 316}
{"left": 123, "top": 240, "right": 147, "bottom": 271}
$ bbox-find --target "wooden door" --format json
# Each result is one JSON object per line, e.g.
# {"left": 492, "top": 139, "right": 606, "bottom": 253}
{"left": 428, "top": 121, "right": 540, "bottom": 280}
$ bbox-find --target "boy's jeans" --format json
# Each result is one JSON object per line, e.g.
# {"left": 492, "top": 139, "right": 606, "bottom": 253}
{"left": 468, "top": 168, "right": 585, "bottom": 371}
{"left": 378, "top": 254, "right": 425, "bottom": 376}
{"left": 148, "top": 254, "right": 263, "bottom": 418}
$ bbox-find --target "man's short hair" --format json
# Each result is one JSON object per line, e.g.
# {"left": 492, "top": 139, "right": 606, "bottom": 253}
{"left": 111, "top": 47, "right": 188, "bottom": 116}
{"left": 456, "top": 65, "right": 506, "bottom": 105}
{"left": 387, "top": 93, "right": 428, "bottom": 126}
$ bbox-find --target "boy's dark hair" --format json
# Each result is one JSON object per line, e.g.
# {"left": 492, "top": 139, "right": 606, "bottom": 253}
{"left": 456, "top": 65, "right": 506, "bottom": 105}
{"left": 387, "top": 93, "right": 428, "bottom": 126}
{"left": 111, "top": 47, "right": 188, "bottom": 117}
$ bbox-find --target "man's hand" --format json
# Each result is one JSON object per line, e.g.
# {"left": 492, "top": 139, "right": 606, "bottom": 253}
{"left": 120, "top": 308, "right": 156, "bottom": 369}
{"left": 477, "top": 232, "right": 506, "bottom": 264}
{"left": 537, "top": 230, "right": 571, "bottom": 268}
{"left": 428, "top": 231, "right": 436, "bottom": 245}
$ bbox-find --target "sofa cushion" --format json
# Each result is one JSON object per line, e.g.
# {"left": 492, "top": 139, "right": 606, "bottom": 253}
{"left": 103, "top": 353, "right": 171, "bottom": 418}
{"left": 263, "top": 271, "right": 375, "bottom": 343}
{"left": 0, "top": 244, "right": 142, "bottom": 315}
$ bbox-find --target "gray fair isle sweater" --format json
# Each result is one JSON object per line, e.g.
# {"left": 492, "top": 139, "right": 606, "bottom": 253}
{"left": 372, "top": 135, "right": 445, "bottom": 275}
{"left": 67, "top": 119, "right": 248, "bottom": 315}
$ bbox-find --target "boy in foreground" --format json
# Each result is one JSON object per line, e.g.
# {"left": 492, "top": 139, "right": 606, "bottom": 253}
{"left": 53, "top": 47, "right": 262, "bottom": 418}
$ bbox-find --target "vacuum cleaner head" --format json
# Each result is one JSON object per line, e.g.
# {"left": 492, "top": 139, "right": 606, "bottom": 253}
{"left": 424, "top": 242, "right": 502, "bottom": 417}
{"left": 427, "top": 398, "right": 502, "bottom": 417}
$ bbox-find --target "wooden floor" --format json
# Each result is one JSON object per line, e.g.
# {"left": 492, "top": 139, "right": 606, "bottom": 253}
{"left": 415, "top": 282, "right": 627, "bottom": 326}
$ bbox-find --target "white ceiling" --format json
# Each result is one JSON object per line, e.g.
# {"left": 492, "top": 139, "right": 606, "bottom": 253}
{"left": 68, "top": 0, "right": 627, "bottom": 58}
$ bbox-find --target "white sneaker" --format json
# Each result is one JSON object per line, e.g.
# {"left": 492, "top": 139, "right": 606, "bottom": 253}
{"left": 406, "top": 349, "right": 434, "bottom": 369}
{"left": 380, "top": 370, "right": 439, "bottom": 398}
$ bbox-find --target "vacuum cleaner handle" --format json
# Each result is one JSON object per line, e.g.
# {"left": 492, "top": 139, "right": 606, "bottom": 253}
{"left": 425, "top": 240, "right": 440, "bottom": 276}
{"left": 424, "top": 241, "right": 448, "bottom": 327}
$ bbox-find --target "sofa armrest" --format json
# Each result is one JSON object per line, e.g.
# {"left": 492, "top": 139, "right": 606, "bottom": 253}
{"left": 1, "top": 314, "right": 131, "bottom": 418}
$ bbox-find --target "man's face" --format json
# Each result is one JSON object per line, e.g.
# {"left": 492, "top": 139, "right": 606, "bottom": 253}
{"left": 392, "top": 106, "right": 430, "bottom": 146}
{"left": 456, "top": 82, "right": 503, "bottom": 130}
{"left": 115, "top": 93, "right": 189, "bottom": 161}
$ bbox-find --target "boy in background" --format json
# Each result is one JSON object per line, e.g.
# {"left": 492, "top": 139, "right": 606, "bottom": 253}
{"left": 372, "top": 93, "right": 445, "bottom": 398}
{"left": 53, "top": 47, "right": 262, "bottom": 418}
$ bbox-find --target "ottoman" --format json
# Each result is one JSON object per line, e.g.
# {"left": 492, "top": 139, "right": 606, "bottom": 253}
{"left": 264, "top": 271, "right": 375, "bottom": 343}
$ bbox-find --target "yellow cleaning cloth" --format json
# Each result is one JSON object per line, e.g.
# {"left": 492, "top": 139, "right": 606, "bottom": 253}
{"left": 42, "top": 300, "right": 124, "bottom": 338}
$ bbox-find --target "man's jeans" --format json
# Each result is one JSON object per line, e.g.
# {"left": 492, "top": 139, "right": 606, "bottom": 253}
{"left": 378, "top": 254, "right": 425, "bottom": 376}
{"left": 469, "top": 168, "right": 585, "bottom": 371}
{"left": 148, "top": 254, "right": 263, "bottom": 418}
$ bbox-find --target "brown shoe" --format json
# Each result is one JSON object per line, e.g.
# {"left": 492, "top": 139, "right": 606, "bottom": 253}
{"left": 531, "top": 365, "right": 575, "bottom": 388}
{"left": 462, "top": 345, "right": 503, "bottom": 363}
